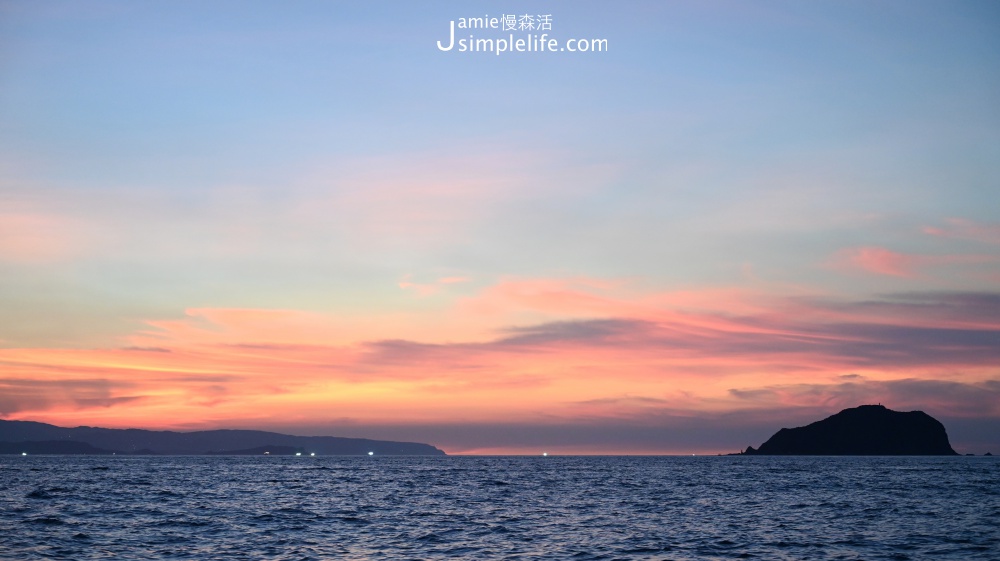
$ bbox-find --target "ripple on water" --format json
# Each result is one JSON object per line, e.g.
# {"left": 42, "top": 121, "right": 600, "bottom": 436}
{"left": 1, "top": 456, "right": 997, "bottom": 560}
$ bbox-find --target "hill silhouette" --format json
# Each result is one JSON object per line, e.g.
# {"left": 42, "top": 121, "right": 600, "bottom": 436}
{"left": 743, "top": 405, "right": 958, "bottom": 455}
{"left": 0, "top": 420, "right": 446, "bottom": 456}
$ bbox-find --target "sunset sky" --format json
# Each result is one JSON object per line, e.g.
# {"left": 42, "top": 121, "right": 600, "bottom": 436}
{"left": 1, "top": 1, "right": 998, "bottom": 454}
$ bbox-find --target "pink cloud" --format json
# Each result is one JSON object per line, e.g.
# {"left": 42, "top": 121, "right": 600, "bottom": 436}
{"left": 830, "top": 246, "right": 1000, "bottom": 278}
{"left": 923, "top": 218, "right": 1000, "bottom": 245}
{"left": 292, "top": 145, "right": 619, "bottom": 255}
{"left": 3, "top": 278, "right": 997, "bottom": 448}
{"left": 831, "top": 246, "right": 917, "bottom": 277}
{"left": 0, "top": 207, "right": 91, "bottom": 263}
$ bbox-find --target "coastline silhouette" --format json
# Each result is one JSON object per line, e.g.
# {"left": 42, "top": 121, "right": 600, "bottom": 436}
{"left": 0, "top": 419, "right": 445, "bottom": 456}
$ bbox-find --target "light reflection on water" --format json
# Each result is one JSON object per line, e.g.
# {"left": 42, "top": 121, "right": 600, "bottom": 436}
{"left": 1, "top": 455, "right": 997, "bottom": 560}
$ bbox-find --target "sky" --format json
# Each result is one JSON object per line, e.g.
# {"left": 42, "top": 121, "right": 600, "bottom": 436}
{"left": 1, "top": 0, "right": 998, "bottom": 455}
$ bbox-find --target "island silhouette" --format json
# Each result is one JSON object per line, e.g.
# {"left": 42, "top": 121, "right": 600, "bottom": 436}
{"left": 0, "top": 420, "right": 446, "bottom": 456}
{"left": 741, "top": 404, "right": 958, "bottom": 455}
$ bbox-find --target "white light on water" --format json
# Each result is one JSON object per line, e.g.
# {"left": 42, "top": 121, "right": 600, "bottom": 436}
{"left": 295, "top": 452, "right": 301, "bottom": 456}
{"left": 368, "top": 451, "right": 374, "bottom": 456}
{"left": 542, "top": 452, "right": 548, "bottom": 457}
{"left": 21, "top": 452, "right": 27, "bottom": 456}
{"left": 310, "top": 452, "right": 315, "bottom": 457}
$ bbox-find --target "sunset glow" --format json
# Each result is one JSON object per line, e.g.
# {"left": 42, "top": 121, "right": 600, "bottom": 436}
{"left": 1, "top": 1, "right": 998, "bottom": 454}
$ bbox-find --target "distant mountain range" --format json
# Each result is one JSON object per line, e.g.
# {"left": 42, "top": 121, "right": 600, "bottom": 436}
{"left": 741, "top": 405, "right": 958, "bottom": 455}
{"left": 0, "top": 420, "right": 446, "bottom": 456}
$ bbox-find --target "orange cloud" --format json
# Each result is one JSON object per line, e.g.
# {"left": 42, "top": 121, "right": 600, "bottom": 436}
{"left": 2, "top": 279, "right": 997, "bottom": 452}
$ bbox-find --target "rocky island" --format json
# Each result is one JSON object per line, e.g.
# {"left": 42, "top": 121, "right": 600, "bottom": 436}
{"left": 0, "top": 420, "right": 446, "bottom": 456}
{"left": 741, "top": 404, "right": 958, "bottom": 455}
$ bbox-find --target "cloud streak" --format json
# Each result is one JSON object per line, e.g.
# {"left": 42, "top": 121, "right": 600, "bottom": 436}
{"left": 923, "top": 218, "right": 1000, "bottom": 245}
{"left": 729, "top": 377, "right": 1000, "bottom": 417}
{"left": 0, "top": 377, "right": 144, "bottom": 416}
{"left": 829, "top": 246, "right": 1000, "bottom": 278}
{"left": 2, "top": 279, "right": 997, "bottom": 452}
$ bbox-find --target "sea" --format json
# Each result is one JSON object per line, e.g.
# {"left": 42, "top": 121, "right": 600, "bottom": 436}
{"left": 1, "top": 455, "right": 997, "bottom": 560}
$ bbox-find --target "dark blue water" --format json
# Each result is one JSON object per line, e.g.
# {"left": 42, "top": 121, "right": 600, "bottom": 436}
{"left": 2, "top": 455, "right": 997, "bottom": 560}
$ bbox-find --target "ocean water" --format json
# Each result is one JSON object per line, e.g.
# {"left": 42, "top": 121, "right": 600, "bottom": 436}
{"left": 1, "top": 455, "right": 997, "bottom": 560}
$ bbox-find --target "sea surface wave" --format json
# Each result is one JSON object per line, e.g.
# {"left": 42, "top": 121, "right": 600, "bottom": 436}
{"left": 2, "top": 455, "right": 997, "bottom": 560}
